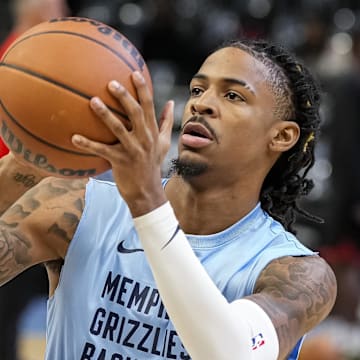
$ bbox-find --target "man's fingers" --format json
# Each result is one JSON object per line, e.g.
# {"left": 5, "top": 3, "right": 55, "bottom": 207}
{"left": 72, "top": 134, "right": 111, "bottom": 159}
{"left": 131, "top": 72, "right": 157, "bottom": 128}
{"left": 108, "top": 79, "right": 142, "bottom": 134}
{"left": 159, "top": 100, "right": 174, "bottom": 133}
{"left": 89, "top": 96, "right": 134, "bottom": 150}
{"left": 159, "top": 101, "right": 175, "bottom": 158}
{"left": 159, "top": 100, "right": 174, "bottom": 143}
{"left": 108, "top": 73, "right": 157, "bottom": 134}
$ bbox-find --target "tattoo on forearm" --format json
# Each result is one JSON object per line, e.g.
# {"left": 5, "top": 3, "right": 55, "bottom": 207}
{"left": 13, "top": 173, "right": 38, "bottom": 188}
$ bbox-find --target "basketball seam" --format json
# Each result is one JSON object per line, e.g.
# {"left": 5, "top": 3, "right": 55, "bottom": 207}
{"left": 0, "top": 63, "right": 130, "bottom": 122}
{"left": 0, "top": 98, "right": 98, "bottom": 157}
{"left": 2, "top": 30, "right": 137, "bottom": 72}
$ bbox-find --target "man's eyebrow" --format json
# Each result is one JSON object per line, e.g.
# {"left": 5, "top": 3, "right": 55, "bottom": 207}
{"left": 192, "top": 73, "right": 208, "bottom": 81}
{"left": 192, "top": 73, "right": 256, "bottom": 95}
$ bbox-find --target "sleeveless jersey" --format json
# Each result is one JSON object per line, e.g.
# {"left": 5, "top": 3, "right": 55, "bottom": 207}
{"left": 45, "top": 178, "right": 315, "bottom": 360}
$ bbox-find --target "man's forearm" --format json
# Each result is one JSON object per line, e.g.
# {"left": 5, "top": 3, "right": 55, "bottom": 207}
{"left": 0, "top": 153, "right": 46, "bottom": 215}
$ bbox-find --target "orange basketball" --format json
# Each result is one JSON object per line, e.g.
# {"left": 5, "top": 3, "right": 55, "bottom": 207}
{"left": 0, "top": 17, "right": 152, "bottom": 177}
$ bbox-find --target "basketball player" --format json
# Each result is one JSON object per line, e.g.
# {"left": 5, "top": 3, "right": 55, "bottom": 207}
{"left": 0, "top": 39, "right": 337, "bottom": 359}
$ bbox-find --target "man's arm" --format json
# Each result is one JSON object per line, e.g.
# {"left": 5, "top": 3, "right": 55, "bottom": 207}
{"left": 0, "top": 176, "right": 87, "bottom": 287}
{"left": 0, "top": 152, "right": 46, "bottom": 215}
{"left": 131, "top": 204, "right": 337, "bottom": 360}
{"left": 250, "top": 255, "right": 337, "bottom": 359}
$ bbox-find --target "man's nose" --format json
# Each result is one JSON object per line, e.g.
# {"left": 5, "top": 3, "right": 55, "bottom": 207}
{"left": 190, "top": 93, "right": 218, "bottom": 117}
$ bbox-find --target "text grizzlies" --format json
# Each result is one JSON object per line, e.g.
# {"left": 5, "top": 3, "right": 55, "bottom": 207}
{"left": 80, "top": 271, "right": 191, "bottom": 360}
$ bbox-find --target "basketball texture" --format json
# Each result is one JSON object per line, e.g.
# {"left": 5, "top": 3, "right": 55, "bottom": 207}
{"left": 0, "top": 17, "right": 152, "bottom": 177}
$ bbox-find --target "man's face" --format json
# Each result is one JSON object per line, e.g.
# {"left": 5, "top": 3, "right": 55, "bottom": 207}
{"left": 177, "top": 47, "right": 282, "bottom": 184}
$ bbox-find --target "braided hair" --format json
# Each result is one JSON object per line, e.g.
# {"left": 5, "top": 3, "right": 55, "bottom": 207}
{"left": 219, "top": 39, "right": 322, "bottom": 234}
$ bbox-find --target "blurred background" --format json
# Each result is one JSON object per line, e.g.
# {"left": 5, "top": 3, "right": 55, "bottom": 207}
{"left": 1, "top": 0, "right": 360, "bottom": 359}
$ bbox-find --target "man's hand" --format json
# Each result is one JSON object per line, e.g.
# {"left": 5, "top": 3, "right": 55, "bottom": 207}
{"left": 72, "top": 71, "right": 174, "bottom": 217}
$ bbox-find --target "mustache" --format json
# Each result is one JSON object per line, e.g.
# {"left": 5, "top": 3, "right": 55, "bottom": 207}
{"left": 181, "top": 115, "right": 219, "bottom": 143}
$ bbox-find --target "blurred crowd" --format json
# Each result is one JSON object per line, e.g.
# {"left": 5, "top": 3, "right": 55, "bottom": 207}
{"left": 1, "top": 0, "right": 360, "bottom": 359}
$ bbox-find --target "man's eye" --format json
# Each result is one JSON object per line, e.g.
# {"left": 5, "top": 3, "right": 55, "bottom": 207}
{"left": 225, "top": 92, "right": 244, "bottom": 101}
{"left": 190, "top": 87, "right": 203, "bottom": 97}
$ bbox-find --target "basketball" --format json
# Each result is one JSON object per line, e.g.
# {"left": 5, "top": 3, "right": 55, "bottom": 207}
{"left": 0, "top": 17, "right": 152, "bottom": 177}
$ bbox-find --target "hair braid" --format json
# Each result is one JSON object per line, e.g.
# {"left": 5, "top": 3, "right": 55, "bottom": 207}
{"left": 220, "top": 39, "right": 322, "bottom": 233}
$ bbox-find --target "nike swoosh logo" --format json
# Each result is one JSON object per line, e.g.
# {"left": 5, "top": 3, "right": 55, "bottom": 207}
{"left": 161, "top": 224, "right": 180, "bottom": 250}
{"left": 117, "top": 240, "right": 144, "bottom": 254}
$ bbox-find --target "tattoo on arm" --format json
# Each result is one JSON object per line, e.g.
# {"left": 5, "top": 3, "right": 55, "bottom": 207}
{"left": 0, "top": 220, "right": 32, "bottom": 285}
{"left": 13, "top": 173, "right": 38, "bottom": 188}
{"left": 41, "top": 180, "right": 85, "bottom": 245}
{"left": 250, "top": 256, "right": 337, "bottom": 358}
{"left": 47, "top": 211, "right": 80, "bottom": 244}
{"left": 43, "top": 182, "right": 85, "bottom": 275}
{"left": 0, "top": 193, "right": 40, "bottom": 284}
{"left": 6, "top": 202, "right": 38, "bottom": 219}
{"left": 47, "top": 194, "right": 84, "bottom": 244}
{"left": 0, "top": 177, "right": 87, "bottom": 285}
{"left": 74, "top": 198, "right": 84, "bottom": 213}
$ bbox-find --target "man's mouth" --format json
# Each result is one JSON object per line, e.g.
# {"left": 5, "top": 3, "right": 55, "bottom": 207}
{"left": 180, "top": 120, "right": 217, "bottom": 148}
{"left": 182, "top": 122, "right": 214, "bottom": 140}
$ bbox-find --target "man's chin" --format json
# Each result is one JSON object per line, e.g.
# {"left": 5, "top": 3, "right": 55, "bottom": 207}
{"left": 169, "top": 158, "right": 208, "bottom": 179}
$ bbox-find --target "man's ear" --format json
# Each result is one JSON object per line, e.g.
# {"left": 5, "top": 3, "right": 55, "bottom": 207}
{"left": 269, "top": 121, "right": 300, "bottom": 153}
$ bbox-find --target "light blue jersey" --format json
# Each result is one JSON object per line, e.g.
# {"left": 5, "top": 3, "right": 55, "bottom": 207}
{"left": 46, "top": 178, "right": 315, "bottom": 360}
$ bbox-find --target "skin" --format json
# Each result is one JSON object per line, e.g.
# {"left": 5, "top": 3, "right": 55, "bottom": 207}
{"left": 0, "top": 47, "right": 337, "bottom": 359}
{"left": 12, "top": 0, "right": 70, "bottom": 34}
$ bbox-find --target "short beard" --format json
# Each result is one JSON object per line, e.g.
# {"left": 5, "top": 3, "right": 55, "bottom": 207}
{"left": 169, "top": 158, "right": 208, "bottom": 180}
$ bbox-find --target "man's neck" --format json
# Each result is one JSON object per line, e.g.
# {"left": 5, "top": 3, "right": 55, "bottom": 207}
{"left": 165, "top": 176, "right": 261, "bottom": 235}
